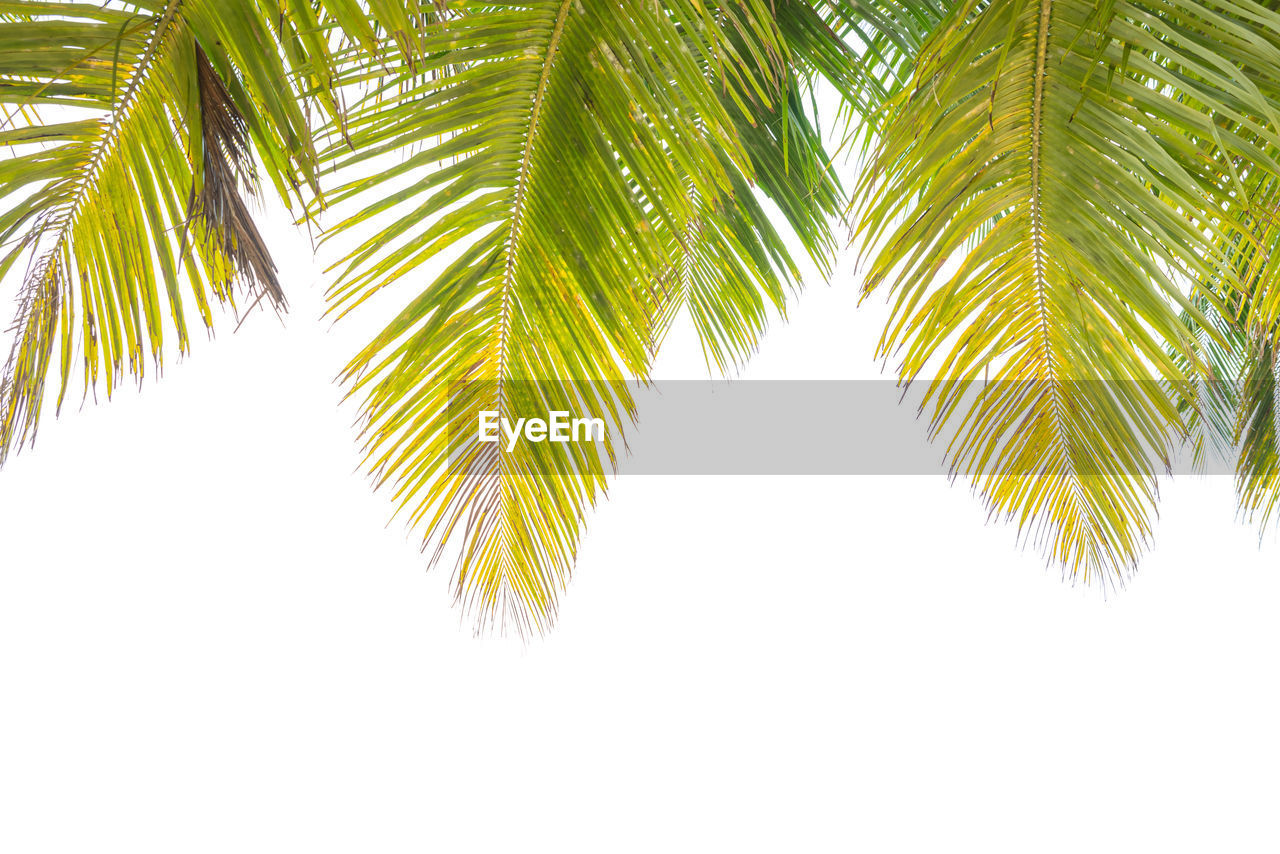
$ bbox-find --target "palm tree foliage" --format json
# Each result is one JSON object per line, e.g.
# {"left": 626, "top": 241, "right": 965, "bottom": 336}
{"left": 5, "top": 0, "right": 1280, "bottom": 630}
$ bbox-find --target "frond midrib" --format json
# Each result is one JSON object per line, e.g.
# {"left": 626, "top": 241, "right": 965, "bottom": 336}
{"left": 1025, "top": 0, "right": 1102, "bottom": 564}
{"left": 40, "top": 0, "right": 183, "bottom": 258}
{"left": 491, "top": 0, "right": 574, "bottom": 417}
{"left": 483, "top": 0, "right": 576, "bottom": 624}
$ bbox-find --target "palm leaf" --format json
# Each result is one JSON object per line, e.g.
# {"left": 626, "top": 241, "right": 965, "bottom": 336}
{"left": 856, "top": 0, "right": 1280, "bottom": 580}
{"left": 317, "top": 0, "right": 872, "bottom": 633}
{"left": 0, "top": 0, "right": 329, "bottom": 462}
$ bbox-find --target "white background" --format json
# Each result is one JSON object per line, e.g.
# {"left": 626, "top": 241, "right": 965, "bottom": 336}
{"left": 3, "top": 165, "right": 1280, "bottom": 852}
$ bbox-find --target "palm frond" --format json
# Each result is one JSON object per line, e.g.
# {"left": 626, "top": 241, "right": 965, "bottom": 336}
{"left": 318, "top": 0, "right": 862, "bottom": 633}
{"left": 856, "top": 0, "right": 1280, "bottom": 580}
{"left": 0, "top": 0, "right": 330, "bottom": 462}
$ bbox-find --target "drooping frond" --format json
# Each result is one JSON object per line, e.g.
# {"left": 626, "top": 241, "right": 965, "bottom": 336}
{"left": 318, "top": 0, "right": 862, "bottom": 634}
{"left": 0, "top": 0, "right": 328, "bottom": 462}
{"left": 856, "top": 0, "right": 1280, "bottom": 581}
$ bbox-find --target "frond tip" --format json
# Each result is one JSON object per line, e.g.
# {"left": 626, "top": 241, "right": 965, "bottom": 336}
{"left": 0, "top": 254, "right": 62, "bottom": 461}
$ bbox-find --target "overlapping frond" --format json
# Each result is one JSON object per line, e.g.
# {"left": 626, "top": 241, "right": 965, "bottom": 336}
{"left": 1172, "top": 293, "right": 1247, "bottom": 470}
{"left": 646, "top": 0, "right": 854, "bottom": 371}
{"left": 857, "top": 0, "right": 1280, "bottom": 580}
{"left": 649, "top": 0, "right": 950, "bottom": 368}
{"left": 814, "top": 0, "right": 948, "bottom": 140}
{"left": 1234, "top": 338, "right": 1280, "bottom": 527}
{"left": 1197, "top": 217, "right": 1280, "bottom": 530}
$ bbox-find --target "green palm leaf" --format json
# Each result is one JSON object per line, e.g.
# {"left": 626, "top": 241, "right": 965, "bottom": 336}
{"left": 0, "top": 0, "right": 329, "bottom": 461}
{"left": 856, "top": 0, "right": 1280, "bottom": 580}
{"left": 317, "top": 0, "right": 877, "bottom": 633}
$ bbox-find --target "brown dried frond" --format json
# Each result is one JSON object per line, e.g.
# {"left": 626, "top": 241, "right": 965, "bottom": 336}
{"left": 191, "top": 45, "right": 284, "bottom": 310}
